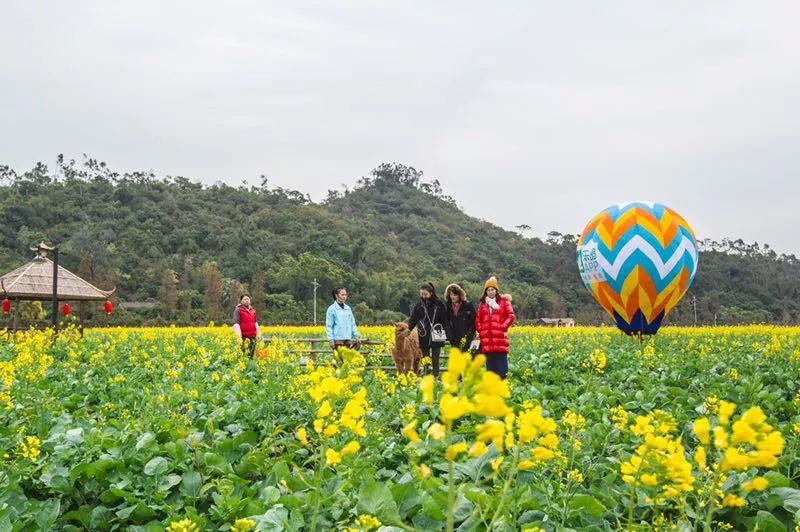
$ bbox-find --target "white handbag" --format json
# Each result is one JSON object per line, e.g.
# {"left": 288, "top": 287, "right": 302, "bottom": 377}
{"left": 423, "top": 305, "right": 447, "bottom": 343}
{"left": 431, "top": 323, "right": 447, "bottom": 343}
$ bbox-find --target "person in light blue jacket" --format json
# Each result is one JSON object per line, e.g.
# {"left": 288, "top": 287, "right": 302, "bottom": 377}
{"left": 326, "top": 287, "right": 360, "bottom": 352}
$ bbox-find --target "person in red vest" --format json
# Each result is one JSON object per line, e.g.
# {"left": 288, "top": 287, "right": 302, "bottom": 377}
{"left": 233, "top": 295, "right": 261, "bottom": 357}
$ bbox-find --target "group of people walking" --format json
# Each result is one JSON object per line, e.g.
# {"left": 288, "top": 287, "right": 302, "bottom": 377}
{"left": 405, "top": 277, "right": 515, "bottom": 378}
{"left": 323, "top": 275, "right": 515, "bottom": 379}
{"left": 233, "top": 276, "right": 515, "bottom": 379}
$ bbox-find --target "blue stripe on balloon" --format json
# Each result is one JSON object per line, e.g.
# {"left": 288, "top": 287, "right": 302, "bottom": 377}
{"left": 614, "top": 308, "right": 665, "bottom": 335}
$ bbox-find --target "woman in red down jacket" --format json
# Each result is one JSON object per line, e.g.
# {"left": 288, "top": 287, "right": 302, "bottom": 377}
{"left": 475, "top": 276, "right": 515, "bottom": 379}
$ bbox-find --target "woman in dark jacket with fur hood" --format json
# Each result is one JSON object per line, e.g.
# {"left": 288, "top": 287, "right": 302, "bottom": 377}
{"left": 444, "top": 283, "right": 476, "bottom": 352}
{"left": 408, "top": 282, "right": 448, "bottom": 377}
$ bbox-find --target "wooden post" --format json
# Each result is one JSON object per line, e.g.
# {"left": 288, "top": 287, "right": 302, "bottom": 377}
{"left": 52, "top": 248, "right": 59, "bottom": 332}
{"left": 79, "top": 300, "right": 86, "bottom": 337}
{"left": 12, "top": 300, "right": 19, "bottom": 332}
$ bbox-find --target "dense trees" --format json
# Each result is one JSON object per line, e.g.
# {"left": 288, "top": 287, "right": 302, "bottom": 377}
{"left": 1, "top": 158, "right": 798, "bottom": 326}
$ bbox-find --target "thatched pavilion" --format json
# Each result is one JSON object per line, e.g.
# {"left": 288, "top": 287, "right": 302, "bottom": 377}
{"left": 1, "top": 243, "right": 115, "bottom": 332}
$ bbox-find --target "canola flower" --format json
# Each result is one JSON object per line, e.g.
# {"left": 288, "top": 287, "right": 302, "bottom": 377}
{"left": 3, "top": 324, "right": 800, "bottom": 530}
{"left": 581, "top": 349, "right": 607, "bottom": 373}
{"left": 293, "top": 347, "right": 370, "bottom": 473}
{"left": 404, "top": 348, "right": 560, "bottom": 531}
{"left": 342, "top": 514, "right": 382, "bottom": 532}
{"left": 19, "top": 435, "right": 41, "bottom": 462}
{"left": 230, "top": 518, "right": 257, "bottom": 532}
{"left": 611, "top": 405, "right": 629, "bottom": 431}
{"left": 166, "top": 518, "right": 200, "bottom": 532}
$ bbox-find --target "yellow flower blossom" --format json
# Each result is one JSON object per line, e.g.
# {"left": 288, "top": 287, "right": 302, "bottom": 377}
{"left": 722, "top": 494, "right": 745, "bottom": 508}
{"left": 340, "top": 440, "right": 361, "bottom": 456}
{"left": 742, "top": 477, "right": 769, "bottom": 492}
{"left": 693, "top": 417, "right": 711, "bottom": 445}
{"left": 420, "top": 375, "right": 435, "bottom": 404}
{"left": 296, "top": 427, "right": 309, "bottom": 446}
{"left": 446, "top": 441, "right": 468, "bottom": 461}
{"left": 19, "top": 435, "right": 41, "bottom": 462}
{"left": 325, "top": 448, "right": 341, "bottom": 466}
{"left": 230, "top": 518, "right": 257, "bottom": 532}
{"left": 166, "top": 519, "right": 200, "bottom": 532}
{"left": 427, "top": 423, "right": 446, "bottom": 441}
{"left": 402, "top": 420, "right": 420, "bottom": 443}
{"left": 468, "top": 441, "right": 488, "bottom": 457}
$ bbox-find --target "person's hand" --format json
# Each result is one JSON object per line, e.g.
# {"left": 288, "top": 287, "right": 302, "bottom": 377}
{"left": 469, "top": 339, "right": 480, "bottom": 354}
{"left": 330, "top": 342, "right": 336, "bottom": 350}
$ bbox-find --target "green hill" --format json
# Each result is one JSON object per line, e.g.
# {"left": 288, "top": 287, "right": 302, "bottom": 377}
{"left": 1, "top": 158, "right": 798, "bottom": 326}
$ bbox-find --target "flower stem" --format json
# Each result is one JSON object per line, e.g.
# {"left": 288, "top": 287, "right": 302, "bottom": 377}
{"left": 627, "top": 483, "right": 636, "bottom": 531}
{"left": 310, "top": 441, "right": 326, "bottom": 532}
{"left": 488, "top": 444, "right": 521, "bottom": 528}
{"left": 446, "top": 425, "right": 456, "bottom": 532}
{"left": 447, "top": 457, "right": 456, "bottom": 532}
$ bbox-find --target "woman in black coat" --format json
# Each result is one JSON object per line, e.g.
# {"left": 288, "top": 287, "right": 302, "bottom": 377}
{"left": 407, "top": 282, "right": 448, "bottom": 377}
{"left": 444, "top": 283, "right": 476, "bottom": 352}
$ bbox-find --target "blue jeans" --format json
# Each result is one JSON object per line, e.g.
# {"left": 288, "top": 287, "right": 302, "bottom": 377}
{"left": 485, "top": 353, "right": 509, "bottom": 379}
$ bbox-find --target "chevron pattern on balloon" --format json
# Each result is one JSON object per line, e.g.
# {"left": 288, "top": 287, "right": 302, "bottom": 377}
{"left": 577, "top": 202, "right": 699, "bottom": 335}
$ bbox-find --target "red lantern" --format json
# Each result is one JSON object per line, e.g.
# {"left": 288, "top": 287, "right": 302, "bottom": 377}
{"left": 2, "top": 298, "right": 10, "bottom": 314}
{"left": 104, "top": 300, "right": 113, "bottom": 315}
{"left": 62, "top": 303, "right": 71, "bottom": 316}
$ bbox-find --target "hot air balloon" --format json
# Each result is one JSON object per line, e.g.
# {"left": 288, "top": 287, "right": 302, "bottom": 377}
{"left": 576, "top": 201, "right": 699, "bottom": 335}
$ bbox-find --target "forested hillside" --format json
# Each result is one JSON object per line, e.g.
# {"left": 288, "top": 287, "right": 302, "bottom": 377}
{"left": 1, "top": 157, "right": 798, "bottom": 326}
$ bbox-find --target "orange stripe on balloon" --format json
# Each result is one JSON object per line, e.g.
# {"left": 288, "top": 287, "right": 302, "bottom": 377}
{"left": 611, "top": 213, "right": 638, "bottom": 248}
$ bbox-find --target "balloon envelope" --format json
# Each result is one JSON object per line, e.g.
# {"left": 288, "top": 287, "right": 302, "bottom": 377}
{"left": 576, "top": 201, "right": 699, "bottom": 335}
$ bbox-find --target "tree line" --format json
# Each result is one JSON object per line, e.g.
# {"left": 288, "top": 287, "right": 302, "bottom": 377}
{"left": 1, "top": 157, "right": 799, "bottom": 327}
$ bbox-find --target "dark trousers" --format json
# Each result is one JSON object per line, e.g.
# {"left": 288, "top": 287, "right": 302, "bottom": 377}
{"left": 241, "top": 336, "right": 258, "bottom": 358}
{"left": 485, "top": 352, "right": 509, "bottom": 379}
{"left": 423, "top": 345, "right": 442, "bottom": 377}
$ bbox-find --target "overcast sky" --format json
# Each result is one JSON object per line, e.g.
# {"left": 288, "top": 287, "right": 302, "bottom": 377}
{"left": 2, "top": 1, "right": 799, "bottom": 254}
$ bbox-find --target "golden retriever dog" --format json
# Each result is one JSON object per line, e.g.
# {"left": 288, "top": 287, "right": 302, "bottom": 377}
{"left": 393, "top": 322, "right": 422, "bottom": 374}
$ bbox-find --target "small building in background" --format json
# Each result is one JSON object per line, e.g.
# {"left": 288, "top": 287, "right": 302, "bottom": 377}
{"left": 536, "top": 317, "right": 576, "bottom": 327}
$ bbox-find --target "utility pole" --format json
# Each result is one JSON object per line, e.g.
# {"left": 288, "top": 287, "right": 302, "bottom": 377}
{"left": 312, "top": 278, "right": 321, "bottom": 325}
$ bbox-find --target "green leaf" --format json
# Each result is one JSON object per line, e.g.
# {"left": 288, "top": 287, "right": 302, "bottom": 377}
{"left": 63, "top": 509, "right": 90, "bottom": 527}
{"left": 132, "top": 503, "right": 158, "bottom": 521}
{"left": 768, "top": 488, "right": 800, "bottom": 514}
{"left": 35, "top": 498, "right": 60, "bottom": 530}
{"left": 765, "top": 472, "right": 792, "bottom": 489}
{"left": 158, "top": 474, "right": 182, "bottom": 492}
{"left": 569, "top": 494, "right": 607, "bottom": 518}
{"left": 89, "top": 506, "right": 113, "bottom": 529}
{"left": 180, "top": 470, "right": 202, "bottom": 498}
{"left": 252, "top": 505, "right": 291, "bottom": 531}
{"left": 420, "top": 491, "right": 447, "bottom": 521}
{"left": 260, "top": 486, "right": 281, "bottom": 505}
{"left": 203, "top": 452, "right": 230, "bottom": 474}
{"left": 115, "top": 506, "right": 136, "bottom": 520}
{"left": 453, "top": 493, "right": 473, "bottom": 521}
{"left": 135, "top": 432, "right": 155, "bottom": 451}
{"left": 754, "top": 510, "right": 786, "bottom": 532}
{"left": 391, "top": 482, "right": 420, "bottom": 519}
{"left": 358, "top": 481, "right": 401, "bottom": 523}
{"left": 65, "top": 428, "right": 84, "bottom": 446}
{"left": 143, "top": 457, "right": 169, "bottom": 476}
